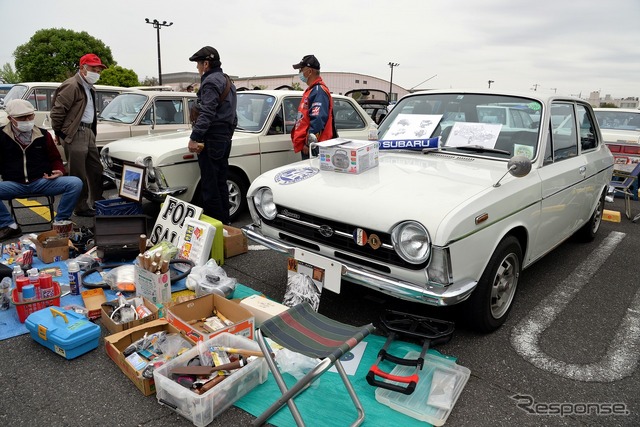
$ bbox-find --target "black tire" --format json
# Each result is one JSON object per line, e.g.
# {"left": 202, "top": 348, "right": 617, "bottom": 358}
{"left": 467, "top": 236, "right": 522, "bottom": 333}
{"left": 576, "top": 189, "right": 606, "bottom": 242}
{"left": 227, "top": 170, "right": 248, "bottom": 223}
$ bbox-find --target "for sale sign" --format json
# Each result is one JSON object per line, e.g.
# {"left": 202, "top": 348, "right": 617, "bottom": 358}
{"left": 149, "top": 196, "right": 203, "bottom": 245}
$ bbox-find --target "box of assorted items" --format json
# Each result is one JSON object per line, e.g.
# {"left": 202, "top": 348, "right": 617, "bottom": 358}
{"left": 165, "top": 293, "right": 254, "bottom": 342}
{"left": 30, "top": 230, "right": 69, "bottom": 263}
{"left": 104, "top": 319, "right": 195, "bottom": 396}
{"left": 25, "top": 306, "right": 101, "bottom": 360}
{"left": 317, "top": 138, "right": 379, "bottom": 174}
{"left": 134, "top": 242, "right": 175, "bottom": 305}
{"left": 101, "top": 295, "right": 159, "bottom": 334}
{"left": 154, "top": 332, "right": 268, "bottom": 427}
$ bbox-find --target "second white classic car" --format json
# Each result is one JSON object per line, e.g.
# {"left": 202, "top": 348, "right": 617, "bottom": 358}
{"left": 242, "top": 90, "right": 614, "bottom": 332}
{"left": 101, "top": 90, "right": 376, "bottom": 221}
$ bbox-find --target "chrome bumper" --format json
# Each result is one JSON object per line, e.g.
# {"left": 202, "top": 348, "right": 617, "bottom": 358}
{"left": 242, "top": 224, "right": 477, "bottom": 307}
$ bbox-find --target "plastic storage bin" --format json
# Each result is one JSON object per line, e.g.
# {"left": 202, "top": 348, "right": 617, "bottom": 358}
{"left": 95, "top": 198, "right": 143, "bottom": 216}
{"left": 154, "top": 332, "right": 268, "bottom": 427}
{"left": 375, "top": 351, "right": 470, "bottom": 426}
{"left": 11, "top": 282, "right": 61, "bottom": 323}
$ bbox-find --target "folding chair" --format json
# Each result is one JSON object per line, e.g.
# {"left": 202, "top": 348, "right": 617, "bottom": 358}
{"left": 609, "top": 163, "right": 640, "bottom": 220}
{"left": 9, "top": 194, "right": 55, "bottom": 231}
{"left": 252, "top": 302, "right": 375, "bottom": 427}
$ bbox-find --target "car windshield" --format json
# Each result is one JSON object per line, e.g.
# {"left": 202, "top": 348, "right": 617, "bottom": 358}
{"left": 594, "top": 111, "right": 640, "bottom": 130}
{"left": 236, "top": 93, "right": 276, "bottom": 132}
{"left": 1, "top": 85, "right": 28, "bottom": 106}
{"left": 99, "top": 93, "right": 148, "bottom": 124}
{"left": 378, "top": 93, "right": 543, "bottom": 160}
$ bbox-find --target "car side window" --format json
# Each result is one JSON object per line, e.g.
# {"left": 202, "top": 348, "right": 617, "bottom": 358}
{"left": 96, "top": 90, "right": 120, "bottom": 115}
{"left": 267, "top": 104, "right": 285, "bottom": 135}
{"left": 154, "top": 99, "right": 181, "bottom": 124}
{"left": 284, "top": 98, "right": 300, "bottom": 134}
{"left": 576, "top": 105, "right": 598, "bottom": 151}
{"left": 334, "top": 99, "right": 366, "bottom": 130}
{"left": 550, "top": 102, "right": 578, "bottom": 161}
{"left": 26, "top": 88, "right": 56, "bottom": 112}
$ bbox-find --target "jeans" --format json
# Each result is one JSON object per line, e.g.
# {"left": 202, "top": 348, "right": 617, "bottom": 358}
{"left": 0, "top": 176, "right": 83, "bottom": 228}
{"left": 197, "top": 136, "right": 232, "bottom": 225}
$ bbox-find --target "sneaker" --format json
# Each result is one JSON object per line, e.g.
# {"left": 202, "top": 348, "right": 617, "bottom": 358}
{"left": 74, "top": 208, "right": 96, "bottom": 217}
{"left": 0, "top": 225, "right": 22, "bottom": 241}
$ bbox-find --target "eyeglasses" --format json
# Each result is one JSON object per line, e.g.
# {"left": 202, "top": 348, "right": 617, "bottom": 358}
{"left": 13, "top": 114, "right": 35, "bottom": 121}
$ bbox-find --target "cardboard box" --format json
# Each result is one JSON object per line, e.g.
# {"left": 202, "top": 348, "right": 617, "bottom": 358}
{"left": 135, "top": 265, "right": 172, "bottom": 304}
{"left": 165, "top": 293, "right": 254, "bottom": 342}
{"left": 101, "top": 296, "right": 159, "bottom": 335}
{"left": 223, "top": 225, "right": 248, "bottom": 258}
{"left": 30, "top": 230, "right": 69, "bottom": 263}
{"left": 318, "top": 138, "right": 379, "bottom": 174}
{"left": 80, "top": 288, "right": 107, "bottom": 320}
{"left": 104, "top": 319, "right": 194, "bottom": 396}
{"left": 239, "top": 295, "right": 288, "bottom": 328}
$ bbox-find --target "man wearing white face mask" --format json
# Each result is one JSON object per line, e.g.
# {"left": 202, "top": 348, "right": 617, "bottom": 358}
{"left": 291, "top": 54, "right": 337, "bottom": 159}
{"left": 51, "top": 53, "right": 107, "bottom": 217}
{"left": 0, "top": 100, "right": 83, "bottom": 241}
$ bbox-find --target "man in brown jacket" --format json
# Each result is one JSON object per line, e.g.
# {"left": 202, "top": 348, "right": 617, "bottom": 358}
{"left": 51, "top": 53, "right": 106, "bottom": 217}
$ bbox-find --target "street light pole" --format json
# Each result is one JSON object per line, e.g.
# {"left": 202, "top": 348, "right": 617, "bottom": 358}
{"left": 145, "top": 18, "right": 173, "bottom": 85}
{"left": 488, "top": 80, "right": 494, "bottom": 88}
{"left": 388, "top": 62, "right": 399, "bottom": 102}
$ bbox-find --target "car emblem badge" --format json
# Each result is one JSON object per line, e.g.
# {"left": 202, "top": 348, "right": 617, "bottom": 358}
{"left": 368, "top": 234, "right": 382, "bottom": 250}
{"left": 318, "top": 225, "right": 334, "bottom": 238}
{"left": 353, "top": 228, "right": 368, "bottom": 246}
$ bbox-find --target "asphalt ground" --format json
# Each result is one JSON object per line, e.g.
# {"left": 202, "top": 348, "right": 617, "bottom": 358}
{"left": 0, "top": 191, "right": 639, "bottom": 426}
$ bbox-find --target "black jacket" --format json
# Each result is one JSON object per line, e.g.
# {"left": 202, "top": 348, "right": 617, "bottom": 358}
{"left": 0, "top": 125, "right": 65, "bottom": 183}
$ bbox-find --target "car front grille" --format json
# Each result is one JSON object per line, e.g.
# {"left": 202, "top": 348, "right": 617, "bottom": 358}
{"left": 263, "top": 205, "right": 427, "bottom": 271}
{"left": 108, "top": 158, "right": 125, "bottom": 180}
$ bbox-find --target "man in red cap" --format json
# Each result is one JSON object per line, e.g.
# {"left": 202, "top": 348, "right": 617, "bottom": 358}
{"left": 50, "top": 53, "right": 108, "bottom": 217}
{"left": 291, "top": 54, "right": 337, "bottom": 159}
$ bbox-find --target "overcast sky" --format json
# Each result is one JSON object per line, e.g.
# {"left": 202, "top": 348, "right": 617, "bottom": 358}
{"left": 2, "top": 0, "right": 638, "bottom": 99}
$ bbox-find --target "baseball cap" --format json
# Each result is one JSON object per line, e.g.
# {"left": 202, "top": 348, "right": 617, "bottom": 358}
{"left": 292, "top": 55, "right": 320, "bottom": 70}
{"left": 5, "top": 99, "right": 35, "bottom": 118}
{"left": 189, "top": 46, "right": 220, "bottom": 62}
{"left": 80, "top": 53, "right": 107, "bottom": 69}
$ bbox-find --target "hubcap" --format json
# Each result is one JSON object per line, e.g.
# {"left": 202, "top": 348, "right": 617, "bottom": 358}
{"left": 490, "top": 253, "right": 519, "bottom": 318}
{"left": 227, "top": 180, "right": 240, "bottom": 216}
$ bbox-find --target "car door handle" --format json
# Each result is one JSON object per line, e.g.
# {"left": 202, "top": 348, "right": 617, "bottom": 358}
{"left": 579, "top": 166, "right": 586, "bottom": 176}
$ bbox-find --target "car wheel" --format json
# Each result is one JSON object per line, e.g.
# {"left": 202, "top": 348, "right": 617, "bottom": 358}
{"left": 227, "top": 170, "right": 248, "bottom": 223}
{"left": 467, "top": 235, "right": 522, "bottom": 333}
{"left": 576, "top": 189, "right": 605, "bottom": 242}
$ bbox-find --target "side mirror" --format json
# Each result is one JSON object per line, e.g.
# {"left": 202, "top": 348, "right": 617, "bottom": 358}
{"left": 493, "top": 155, "right": 532, "bottom": 187}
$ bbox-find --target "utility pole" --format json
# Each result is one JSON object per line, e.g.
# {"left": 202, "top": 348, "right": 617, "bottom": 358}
{"left": 531, "top": 83, "right": 540, "bottom": 91}
{"left": 488, "top": 80, "right": 494, "bottom": 88}
{"left": 388, "top": 62, "right": 399, "bottom": 102}
{"left": 145, "top": 18, "right": 173, "bottom": 85}
{"left": 549, "top": 88, "right": 557, "bottom": 94}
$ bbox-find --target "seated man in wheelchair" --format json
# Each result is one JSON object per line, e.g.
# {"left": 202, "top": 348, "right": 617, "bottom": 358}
{"left": 0, "top": 99, "right": 83, "bottom": 240}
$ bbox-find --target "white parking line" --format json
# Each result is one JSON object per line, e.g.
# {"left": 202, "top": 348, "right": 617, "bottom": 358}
{"left": 510, "top": 231, "right": 640, "bottom": 382}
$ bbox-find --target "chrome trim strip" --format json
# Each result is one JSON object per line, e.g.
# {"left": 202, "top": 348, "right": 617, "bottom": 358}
{"left": 242, "top": 224, "right": 476, "bottom": 306}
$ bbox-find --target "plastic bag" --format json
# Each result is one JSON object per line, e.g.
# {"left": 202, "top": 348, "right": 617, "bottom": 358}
{"left": 186, "top": 259, "right": 237, "bottom": 297}
{"left": 283, "top": 273, "right": 321, "bottom": 311}
{"left": 274, "top": 347, "right": 321, "bottom": 388}
{"left": 145, "top": 240, "right": 178, "bottom": 263}
{"left": 103, "top": 265, "right": 137, "bottom": 291}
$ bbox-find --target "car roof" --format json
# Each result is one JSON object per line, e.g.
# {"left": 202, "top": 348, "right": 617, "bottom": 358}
{"left": 12, "top": 82, "right": 134, "bottom": 92}
{"left": 405, "top": 88, "right": 584, "bottom": 104}
{"left": 594, "top": 108, "right": 640, "bottom": 113}
{"left": 238, "top": 89, "right": 353, "bottom": 100}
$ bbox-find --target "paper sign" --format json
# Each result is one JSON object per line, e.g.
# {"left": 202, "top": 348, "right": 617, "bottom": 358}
{"left": 382, "top": 113, "right": 442, "bottom": 140}
{"left": 446, "top": 122, "right": 502, "bottom": 148}
{"left": 149, "top": 196, "right": 203, "bottom": 245}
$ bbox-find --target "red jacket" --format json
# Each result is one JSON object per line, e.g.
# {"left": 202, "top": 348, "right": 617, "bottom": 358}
{"left": 291, "top": 77, "right": 335, "bottom": 153}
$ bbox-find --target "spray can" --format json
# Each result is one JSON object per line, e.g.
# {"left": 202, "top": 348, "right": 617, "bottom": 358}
{"left": 15, "top": 277, "right": 29, "bottom": 302}
{"left": 39, "top": 273, "right": 55, "bottom": 299}
{"left": 12, "top": 265, "right": 24, "bottom": 288}
{"left": 27, "top": 268, "right": 40, "bottom": 299}
{"left": 68, "top": 261, "right": 81, "bottom": 296}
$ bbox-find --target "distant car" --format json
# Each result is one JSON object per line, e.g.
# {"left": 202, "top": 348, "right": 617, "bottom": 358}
{"left": 594, "top": 108, "right": 640, "bottom": 172}
{"left": 101, "top": 90, "right": 376, "bottom": 221}
{"left": 95, "top": 90, "right": 197, "bottom": 149}
{"left": 345, "top": 89, "right": 390, "bottom": 125}
{"left": 0, "top": 82, "right": 132, "bottom": 127}
{"left": 242, "top": 89, "right": 613, "bottom": 332}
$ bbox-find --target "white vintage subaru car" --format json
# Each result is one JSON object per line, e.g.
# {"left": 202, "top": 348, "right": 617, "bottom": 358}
{"left": 100, "top": 90, "right": 375, "bottom": 221}
{"left": 243, "top": 90, "right": 614, "bottom": 332}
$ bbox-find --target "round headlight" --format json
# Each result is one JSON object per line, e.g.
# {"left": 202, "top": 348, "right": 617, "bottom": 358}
{"left": 142, "top": 156, "right": 156, "bottom": 180}
{"left": 391, "top": 221, "right": 431, "bottom": 264}
{"left": 254, "top": 187, "right": 277, "bottom": 220}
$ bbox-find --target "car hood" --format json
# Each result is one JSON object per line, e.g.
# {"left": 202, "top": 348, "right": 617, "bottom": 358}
{"left": 254, "top": 152, "right": 518, "bottom": 235}
{"left": 104, "top": 130, "right": 256, "bottom": 164}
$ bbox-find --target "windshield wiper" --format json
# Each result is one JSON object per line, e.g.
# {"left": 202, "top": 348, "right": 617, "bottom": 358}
{"left": 454, "top": 145, "right": 511, "bottom": 155}
{"left": 103, "top": 116, "right": 124, "bottom": 122}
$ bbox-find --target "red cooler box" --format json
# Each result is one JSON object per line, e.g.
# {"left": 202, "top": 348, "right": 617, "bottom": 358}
{"left": 25, "top": 307, "right": 101, "bottom": 360}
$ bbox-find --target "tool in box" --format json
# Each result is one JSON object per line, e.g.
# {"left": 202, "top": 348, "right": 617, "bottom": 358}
{"left": 366, "top": 309, "right": 455, "bottom": 395}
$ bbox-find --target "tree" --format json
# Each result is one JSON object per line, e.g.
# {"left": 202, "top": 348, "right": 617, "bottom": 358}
{"left": 14, "top": 28, "right": 115, "bottom": 82}
{"left": 0, "top": 63, "right": 21, "bottom": 83}
{"left": 600, "top": 102, "right": 617, "bottom": 108}
{"left": 291, "top": 82, "right": 304, "bottom": 91}
{"left": 98, "top": 66, "right": 139, "bottom": 87}
{"left": 139, "top": 76, "right": 159, "bottom": 86}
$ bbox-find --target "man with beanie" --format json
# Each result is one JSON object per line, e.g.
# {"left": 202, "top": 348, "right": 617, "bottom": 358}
{"left": 50, "top": 53, "right": 107, "bottom": 217}
{"left": 291, "top": 54, "right": 336, "bottom": 159}
{"left": 0, "top": 99, "right": 83, "bottom": 241}
{"left": 187, "top": 46, "right": 237, "bottom": 225}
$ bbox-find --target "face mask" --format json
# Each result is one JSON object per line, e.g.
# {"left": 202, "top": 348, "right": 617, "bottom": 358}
{"left": 85, "top": 70, "right": 100, "bottom": 85}
{"left": 298, "top": 71, "right": 308, "bottom": 84}
{"left": 14, "top": 120, "right": 35, "bottom": 133}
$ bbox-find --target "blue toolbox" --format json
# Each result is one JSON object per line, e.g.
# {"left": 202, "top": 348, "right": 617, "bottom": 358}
{"left": 25, "top": 307, "right": 101, "bottom": 360}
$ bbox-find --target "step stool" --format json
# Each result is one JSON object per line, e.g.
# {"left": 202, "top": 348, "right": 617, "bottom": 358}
{"left": 9, "top": 195, "right": 55, "bottom": 231}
